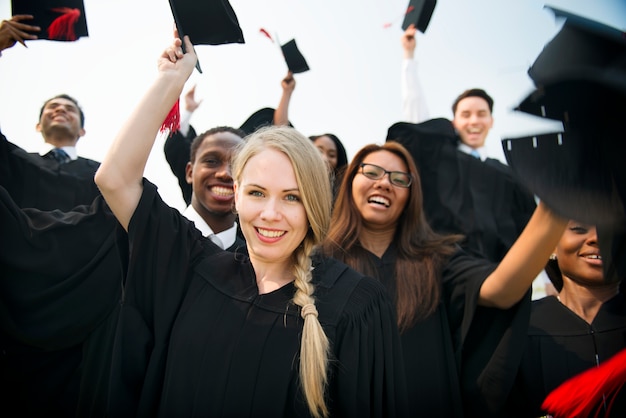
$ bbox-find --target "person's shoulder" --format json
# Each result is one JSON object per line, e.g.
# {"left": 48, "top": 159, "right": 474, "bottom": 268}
{"left": 76, "top": 156, "right": 100, "bottom": 165}
{"left": 312, "top": 255, "right": 390, "bottom": 324}
{"left": 483, "top": 157, "right": 511, "bottom": 173}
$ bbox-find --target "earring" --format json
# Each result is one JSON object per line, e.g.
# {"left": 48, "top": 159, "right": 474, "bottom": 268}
{"left": 549, "top": 254, "right": 557, "bottom": 260}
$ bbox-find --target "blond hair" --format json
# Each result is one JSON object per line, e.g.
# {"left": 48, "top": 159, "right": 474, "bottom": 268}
{"left": 232, "top": 126, "right": 333, "bottom": 417}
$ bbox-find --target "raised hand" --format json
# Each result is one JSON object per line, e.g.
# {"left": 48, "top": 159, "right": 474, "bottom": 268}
{"left": 0, "top": 15, "right": 40, "bottom": 54}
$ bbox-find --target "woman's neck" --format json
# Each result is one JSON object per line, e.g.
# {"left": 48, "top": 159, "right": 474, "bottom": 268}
{"left": 250, "top": 257, "right": 295, "bottom": 294}
{"left": 359, "top": 227, "right": 395, "bottom": 258}
{"left": 558, "top": 280, "right": 620, "bottom": 324}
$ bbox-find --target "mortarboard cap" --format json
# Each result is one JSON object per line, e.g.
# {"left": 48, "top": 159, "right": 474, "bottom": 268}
{"left": 504, "top": 9, "right": 626, "bottom": 282}
{"left": 238, "top": 107, "right": 294, "bottom": 135}
{"left": 281, "top": 39, "right": 310, "bottom": 74}
{"left": 503, "top": 7, "right": 626, "bottom": 223}
{"left": 168, "top": 0, "right": 244, "bottom": 47}
{"left": 11, "top": 0, "right": 88, "bottom": 41}
{"left": 401, "top": 0, "right": 437, "bottom": 33}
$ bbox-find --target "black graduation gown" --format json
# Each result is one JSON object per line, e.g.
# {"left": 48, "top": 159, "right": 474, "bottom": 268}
{"left": 0, "top": 186, "right": 125, "bottom": 417}
{"left": 107, "top": 180, "right": 409, "bottom": 417}
{"left": 164, "top": 126, "right": 197, "bottom": 205}
{"left": 366, "top": 245, "right": 531, "bottom": 417}
{"left": 502, "top": 294, "right": 626, "bottom": 417}
{"left": 0, "top": 130, "right": 101, "bottom": 211}
{"left": 386, "top": 120, "right": 537, "bottom": 263}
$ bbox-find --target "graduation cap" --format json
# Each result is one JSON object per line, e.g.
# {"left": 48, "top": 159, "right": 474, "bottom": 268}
{"left": 259, "top": 29, "right": 310, "bottom": 74}
{"left": 401, "top": 0, "right": 437, "bottom": 33}
{"left": 11, "top": 0, "right": 88, "bottom": 41}
{"left": 503, "top": 6, "right": 626, "bottom": 224}
{"left": 281, "top": 39, "right": 309, "bottom": 74}
{"left": 527, "top": 6, "right": 626, "bottom": 95}
{"left": 168, "top": 0, "right": 244, "bottom": 46}
{"left": 238, "top": 107, "right": 294, "bottom": 135}
{"left": 502, "top": 7, "right": 626, "bottom": 282}
{"left": 168, "top": 0, "right": 245, "bottom": 73}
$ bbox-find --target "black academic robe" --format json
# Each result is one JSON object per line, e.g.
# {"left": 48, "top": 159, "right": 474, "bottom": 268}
{"left": 106, "top": 180, "right": 409, "bottom": 417}
{"left": 164, "top": 126, "right": 197, "bottom": 205}
{"left": 0, "top": 186, "right": 125, "bottom": 417}
{"left": 502, "top": 294, "right": 626, "bottom": 417}
{"left": 386, "top": 119, "right": 537, "bottom": 263}
{"left": 0, "top": 130, "right": 101, "bottom": 211}
{"left": 366, "top": 245, "right": 531, "bottom": 417}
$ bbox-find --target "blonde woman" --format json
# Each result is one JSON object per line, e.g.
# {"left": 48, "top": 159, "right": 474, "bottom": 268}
{"left": 94, "top": 31, "right": 408, "bottom": 417}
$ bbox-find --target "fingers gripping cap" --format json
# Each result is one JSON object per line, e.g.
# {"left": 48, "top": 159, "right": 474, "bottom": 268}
{"left": 11, "top": 0, "right": 88, "bottom": 41}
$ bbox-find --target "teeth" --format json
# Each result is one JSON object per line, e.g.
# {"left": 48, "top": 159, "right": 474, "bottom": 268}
{"left": 368, "top": 196, "right": 390, "bottom": 207}
{"left": 257, "top": 228, "right": 285, "bottom": 238}
{"left": 585, "top": 255, "right": 602, "bottom": 260}
{"left": 211, "top": 186, "right": 234, "bottom": 196}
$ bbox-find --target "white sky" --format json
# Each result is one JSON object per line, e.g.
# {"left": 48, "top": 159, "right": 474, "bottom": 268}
{"left": 0, "top": 0, "right": 624, "bottom": 211}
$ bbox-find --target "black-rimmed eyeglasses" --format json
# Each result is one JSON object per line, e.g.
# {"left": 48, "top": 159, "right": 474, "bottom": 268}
{"left": 358, "top": 163, "right": 412, "bottom": 188}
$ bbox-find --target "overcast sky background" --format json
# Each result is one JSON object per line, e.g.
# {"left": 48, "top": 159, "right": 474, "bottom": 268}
{"left": 0, "top": 0, "right": 624, "bottom": 211}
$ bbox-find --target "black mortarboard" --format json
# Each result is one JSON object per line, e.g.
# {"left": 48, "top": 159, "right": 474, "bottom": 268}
{"left": 503, "top": 7, "right": 626, "bottom": 282}
{"left": 503, "top": 7, "right": 626, "bottom": 224}
{"left": 401, "top": 0, "right": 437, "bottom": 33}
{"left": 238, "top": 107, "right": 294, "bottom": 135}
{"left": 281, "top": 39, "right": 310, "bottom": 74}
{"left": 527, "top": 7, "right": 626, "bottom": 95}
{"left": 11, "top": 0, "right": 88, "bottom": 41}
{"left": 168, "top": 0, "right": 244, "bottom": 46}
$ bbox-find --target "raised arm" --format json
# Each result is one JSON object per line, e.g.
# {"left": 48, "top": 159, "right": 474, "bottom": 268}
{"left": 478, "top": 201, "right": 567, "bottom": 308}
{"left": 273, "top": 71, "right": 295, "bottom": 126}
{"left": 401, "top": 24, "right": 429, "bottom": 123}
{"left": 95, "top": 33, "right": 196, "bottom": 230}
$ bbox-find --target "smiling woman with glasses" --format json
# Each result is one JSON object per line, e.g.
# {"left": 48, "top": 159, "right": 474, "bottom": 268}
{"left": 359, "top": 163, "right": 412, "bottom": 188}
{"left": 322, "top": 140, "right": 567, "bottom": 417}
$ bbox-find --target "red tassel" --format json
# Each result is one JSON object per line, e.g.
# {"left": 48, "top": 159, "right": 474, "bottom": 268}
{"left": 259, "top": 28, "right": 274, "bottom": 43}
{"left": 160, "top": 99, "right": 180, "bottom": 136}
{"left": 542, "top": 348, "right": 626, "bottom": 418}
{"left": 48, "top": 8, "right": 81, "bottom": 41}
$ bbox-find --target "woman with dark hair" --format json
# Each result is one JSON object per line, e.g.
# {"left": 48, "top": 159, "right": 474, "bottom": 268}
{"left": 309, "top": 133, "right": 348, "bottom": 199}
{"left": 502, "top": 221, "right": 626, "bottom": 417}
{"left": 321, "top": 141, "right": 567, "bottom": 417}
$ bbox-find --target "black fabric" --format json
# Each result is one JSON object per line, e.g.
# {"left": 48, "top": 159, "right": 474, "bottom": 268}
{"left": 387, "top": 119, "right": 537, "bottom": 263}
{"left": 281, "top": 39, "right": 310, "bottom": 74}
{"left": 239, "top": 107, "right": 278, "bottom": 135}
{"left": 501, "top": 295, "right": 626, "bottom": 417}
{"left": 105, "top": 179, "right": 409, "bottom": 417}
{"left": 0, "top": 130, "right": 100, "bottom": 211}
{"left": 164, "top": 125, "right": 197, "bottom": 205}
{"left": 0, "top": 186, "right": 125, "bottom": 417}
{"left": 401, "top": 0, "right": 437, "bottom": 33}
{"left": 168, "top": 0, "right": 244, "bottom": 46}
{"left": 11, "top": 0, "right": 89, "bottom": 41}
{"left": 365, "top": 244, "right": 527, "bottom": 417}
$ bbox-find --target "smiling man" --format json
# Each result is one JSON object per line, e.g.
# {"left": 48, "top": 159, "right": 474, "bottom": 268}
{"left": 1, "top": 93, "right": 101, "bottom": 211}
{"left": 181, "top": 126, "right": 247, "bottom": 252}
{"left": 451, "top": 88, "right": 494, "bottom": 160}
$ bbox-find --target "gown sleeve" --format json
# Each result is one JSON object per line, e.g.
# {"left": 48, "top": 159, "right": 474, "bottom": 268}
{"left": 0, "top": 185, "right": 124, "bottom": 348}
{"left": 442, "top": 249, "right": 532, "bottom": 417}
{"left": 108, "top": 179, "right": 220, "bottom": 417}
{"left": 163, "top": 126, "right": 196, "bottom": 206}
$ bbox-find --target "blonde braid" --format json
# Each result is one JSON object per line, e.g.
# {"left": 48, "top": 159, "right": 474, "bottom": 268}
{"left": 292, "top": 239, "right": 330, "bottom": 418}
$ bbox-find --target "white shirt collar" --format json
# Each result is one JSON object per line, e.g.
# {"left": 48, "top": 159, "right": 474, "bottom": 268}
{"left": 457, "top": 143, "right": 485, "bottom": 161}
{"left": 39, "top": 144, "right": 78, "bottom": 160}
{"left": 182, "top": 205, "right": 238, "bottom": 249}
